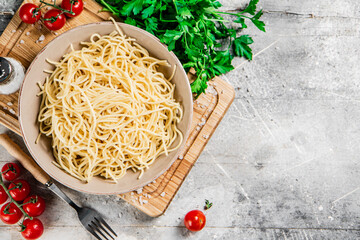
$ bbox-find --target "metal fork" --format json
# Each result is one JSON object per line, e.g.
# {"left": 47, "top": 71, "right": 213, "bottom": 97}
{"left": 0, "top": 134, "right": 118, "bottom": 240}
{"left": 48, "top": 182, "right": 118, "bottom": 240}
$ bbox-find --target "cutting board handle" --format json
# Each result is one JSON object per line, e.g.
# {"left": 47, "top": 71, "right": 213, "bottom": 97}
{"left": 0, "top": 134, "right": 50, "bottom": 185}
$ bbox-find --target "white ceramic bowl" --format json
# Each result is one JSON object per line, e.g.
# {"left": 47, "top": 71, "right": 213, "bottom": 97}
{"left": 19, "top": 22, "right": 193, "bottom": 194}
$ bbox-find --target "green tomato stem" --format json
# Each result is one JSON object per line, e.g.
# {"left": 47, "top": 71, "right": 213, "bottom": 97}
{"left": 39, "top": 0, "right": 75, "bottom": 15}
{"left": 19, "top": 196, "right": 37, "bottom": 207}
{"left": 1, "top": 169, "right": 10, "bottom": 174}
{"left": 0, "top": 175, "right": 32, "bottom": 220}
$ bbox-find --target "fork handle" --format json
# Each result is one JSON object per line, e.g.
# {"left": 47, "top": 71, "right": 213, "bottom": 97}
{"left": 0, "top": 134, "right": 51, "bottom": 185}
{"left": 47, "top": 182, "right": 80, "bottom": 211}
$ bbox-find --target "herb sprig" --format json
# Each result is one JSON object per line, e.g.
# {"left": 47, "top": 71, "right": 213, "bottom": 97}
{"left": 204, "top": 199, "right": 213, "bottom": 210}
{"left": 98, "top": 0, "right": 265, "bottom": 97}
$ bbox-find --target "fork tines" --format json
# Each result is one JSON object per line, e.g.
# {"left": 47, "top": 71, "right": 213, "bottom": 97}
{"left": 88, "top": 217, "right": 117, "bottom": 240}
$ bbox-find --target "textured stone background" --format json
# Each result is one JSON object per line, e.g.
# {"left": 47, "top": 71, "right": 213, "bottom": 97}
{"left": 0, "top": 0, "right": 360, "bottom": 239}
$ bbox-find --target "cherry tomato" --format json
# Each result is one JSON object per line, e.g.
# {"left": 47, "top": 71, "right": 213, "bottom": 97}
{"left": 19, "top": 3, "right": 41, "bottom": 24}
{"left": 0, "top": 185, "right": 8, "bottom": 204}
{"left": 184, "top": 210, "right": 206, "bottom": 232}
{"left": 0, "top": 202, "right": 23, "bottom": 224}
{"left": 43, "top": 9, "right": 66, "bottom": 31}
{"left": 23, "top": 195, "right": 46, "bottom": 217}
{"left": 2, "top": 162, "right": 21, "bottom": 181}
{"left": 21, "top": 218, "right": 44, "bottom": 240}
{"left": 61, "top": 0, "right": 84, "bottom": 18}
{"left": 9, "top": 179, "right": 30, "bottom": 202}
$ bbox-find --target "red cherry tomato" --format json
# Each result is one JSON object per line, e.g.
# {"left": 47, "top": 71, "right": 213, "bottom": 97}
{"left": 9, "top": 179, "right": 30, "bottom": 202}
{"left": 2, "top": 162, "right": 21, "bottom": 181}
{"left": 19, "top": 3, "right": 41, "bottom": 24}
{"left": 0, "top": 202, "right": 23, "bottom": 224}
{"left": 43, "top": 9, "right": 66, "bottom": 31}
{"left": 23, "top": 195, "right": 46, "bottom": 217}
{"left": 61, "top": 0, "right": 84, "bottom": 18}
{"left": 0, "top": 185, "right": 8, "bottom": 204}
{"left": 21, "top": 218, "right": 44, "bottom": 240}
{"left": 184, "top": 210, "right": 206, "bottom": 232}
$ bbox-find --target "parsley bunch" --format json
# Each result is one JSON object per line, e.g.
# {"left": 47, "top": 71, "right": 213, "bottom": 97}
{"left": 97, "top": 0, "right": 265, "bottom": 97}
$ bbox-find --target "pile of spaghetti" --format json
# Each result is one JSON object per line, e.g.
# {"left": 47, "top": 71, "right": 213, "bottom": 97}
{"left": 37, "top": 22, "right": 183, "bottom": 182}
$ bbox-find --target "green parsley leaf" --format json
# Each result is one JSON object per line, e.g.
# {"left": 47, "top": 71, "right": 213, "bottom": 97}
{"left": 212, "top": 1, "right": 222, "bottom": 8}
{"left": 164, "top": 30, "right": 184, "bottom": 41}
{"left": 251, "top": 18, "right": 266, "bottom": 32}
{"left": 145, "top": 17, "right": 158, "bottom": 34}
{"left": 233, "top": 35, "right": 254, "bottom": 60}
{"left": 191, "top": 77, "right": 207, "bottom": 96}
{"left": 213, "top": 63, "right": 234, "bottom": 75}
{"left": 234, "top": 17, "right": 247, "bottom": 29}
{"left": 242, "top": 0, "right": 259, "bottom": 15}
{"left": 124, "top": 17, "right": 137, "bottom": 26}
{"left": 162, "top": 30, "right": 184, "bottom": 51}
{"left": 252, "top": 9, "right": 263, "bottom": 20}
{"left": 251, "top": 10, "right": 266, "bottom": 32}
{"left": 183, "top": 62, "right": 197, "bottom": 69}
{"left": 212, "top": 50, "right": 234, "bottom": 75}
{"left": 142, "top": 5, "right": 155, "bottom": 19}
{"left": 121, "top": 0, "right": 144, "bottom": 16}
{"left": 179, "top": 7, "right": 193, "bottom": 19}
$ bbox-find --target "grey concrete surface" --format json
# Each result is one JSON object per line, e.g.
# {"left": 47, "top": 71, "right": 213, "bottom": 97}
{"left": 0, "top": 0, "right": 360, "bottom": 239}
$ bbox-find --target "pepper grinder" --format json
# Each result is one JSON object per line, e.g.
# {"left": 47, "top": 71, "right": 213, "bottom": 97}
{"left": 0, "top": 57, "right": 25, "bottom": 95}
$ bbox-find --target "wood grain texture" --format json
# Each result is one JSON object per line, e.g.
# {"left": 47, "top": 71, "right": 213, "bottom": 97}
{"left": 0, "top": 0, "right": 235, "bottom": 217}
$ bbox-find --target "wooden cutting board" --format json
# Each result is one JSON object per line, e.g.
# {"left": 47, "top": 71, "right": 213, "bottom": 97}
{"left": 0, "top": 0, "right": 235, "bottom": 217}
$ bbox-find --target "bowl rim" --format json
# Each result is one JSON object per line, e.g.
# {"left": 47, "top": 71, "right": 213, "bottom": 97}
{"left": 18, "top": 21, "right": 193, "bottom": 194}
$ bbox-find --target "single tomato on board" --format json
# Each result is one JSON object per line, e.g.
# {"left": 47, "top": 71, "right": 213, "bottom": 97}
{"left": 184, "top": 210, "right": 206, "bottom": 232}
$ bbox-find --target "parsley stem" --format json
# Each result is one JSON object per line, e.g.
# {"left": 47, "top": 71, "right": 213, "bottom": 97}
{"left": 172, "top": 0, "right": 179, "bottom": 14}
{"left": 159, "top": 13, "right": 177, "bottom": 22}
{"left": 183, "top": 32, "right": 189, "bottom": 49}
{"left": 215, "top": 11, "right": 238, "bottom": 16}
{"left": 204, "top": 18, "right": 229, "bottom": 23}
{"left": 215, "top": 11, "right": 251, "bottom": 19}
{"left": 98, "top": 0, "right": 118, "bottom": 15}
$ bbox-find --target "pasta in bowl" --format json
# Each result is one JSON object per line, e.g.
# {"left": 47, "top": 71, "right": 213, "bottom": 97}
{"left": 19, "top": 20, "right": 192, "bottom": 194}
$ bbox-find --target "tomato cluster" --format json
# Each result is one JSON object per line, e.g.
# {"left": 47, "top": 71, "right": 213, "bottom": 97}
{"left": 19, "top": 0, "right": 83, "bottom": 31}
{"left": 0, "top": 163, "right": 46, "bottom": 240}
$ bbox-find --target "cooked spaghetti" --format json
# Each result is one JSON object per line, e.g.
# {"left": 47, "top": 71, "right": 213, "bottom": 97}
{"left": 37, "top": 20, "right": 183, "bottom": 182}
